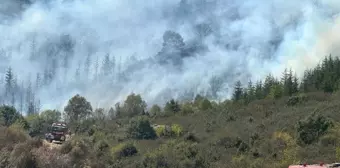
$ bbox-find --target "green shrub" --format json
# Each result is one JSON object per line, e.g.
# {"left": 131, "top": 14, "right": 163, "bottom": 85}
{"left": 155, "top": 125, "right": 166, "bottom": 137}
{"left": 8, "top": 142, "right": 36, "bottom": 168}
{"left": 171, "top": 124, "right": 183, "bottom": 137}
{"left": 286, "top": 94, "right": 307, "bottom": 106}
{"left": 127, "top": 116, "right": 157, "bottom": 140}
{"left": 199, "top": 99, "right": 212, "bottom": 110}
{"left": 92, "top": 130, "right": 106, "bottom": 143}
{"left": 184, "top": 132, "right": 199, "bottom": 142}
{"left": 0, "top": 126, "right": 28, "bottom": 150}
{"left": 142, "top": 149, "right": 170, "bottom": 168}
{"left": 180, "top": 103, "right": 194, "bottom": 115}
{"left": 154, "top": 124, "right": 183, "bottom": 138}
{"left": 111, "top": 142, "right": 138, "bottom": 159}
{"left": 296, "top": 113, "right": 332, "bottom": 145}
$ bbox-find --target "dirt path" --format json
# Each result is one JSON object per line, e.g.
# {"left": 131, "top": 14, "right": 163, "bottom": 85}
{"left": 42, "top": 140, "right": 62, "bottom": 150}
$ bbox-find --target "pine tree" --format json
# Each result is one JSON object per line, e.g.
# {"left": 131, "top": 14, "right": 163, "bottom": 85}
{"left": 232, "top": 80, "right": 243, "bottom": 101}
{"left": 5, "top": 67, "right": 13, "bottom": 98}
{"left": 35, "top": 73, "right": 41, "bottom": 90}
{"left": 84, "top": 53, "right": 91, "bottom": 81}
{"left": 209, "top": 76, "right": 223, "bottom": 99}
{"left": 268, "top": 83, "right": 283, "bottom": 99}
{"left": 292, "top": 73, "right": 299, "bottom": 94}
{"left": 285, "top": 68, "right": 294, "bottom": 96}
{"left": 263, "top": 74, "right": 275, "bottom": 97}
{"left": 11, "top": 75, "right": 17, "bottom": 107}
{"left": 101, "top": 53, "right": 113, "bottom": 77}
{"left": 255, "top": 80, "right": 263, "bottom": 99}
{"left": 108, "top": 107, "right": 115, "bottom": 120}
{"left": 30, "top": 36, "right": 37, "bottom": 60}
{"left": 247, "top": 80, "right": 255, "bottom": 101}
{"left": 94, "top": 56, "right": 99, "bottom": 81}
{"left": 19, "top": 81, "right": 24, "bottom": 114}
{"left": 51, "top": 58, "right": 57, "bottom": 79}
{"left": 35, "top": 98, "right": 40, "bottom": 114}
{"left": 75, "top": 62, "right": 81, "bottom": 82}
{"left": 27, "top": 101, "right": 35, "bottom": 116}
{"left": 26, "top": 80, "right": 35, "bottom": 115}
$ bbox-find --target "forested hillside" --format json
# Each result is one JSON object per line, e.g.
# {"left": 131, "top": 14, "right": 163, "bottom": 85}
{"left": 2, "top": 0, "right": 340, "bottom": 168}
{"left": 1, "top": 55, "right": 340, "bottom": 168}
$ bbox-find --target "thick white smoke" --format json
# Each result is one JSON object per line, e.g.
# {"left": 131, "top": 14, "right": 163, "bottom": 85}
{"left": 0, "top": 0, "right": 340, "bottom": 112}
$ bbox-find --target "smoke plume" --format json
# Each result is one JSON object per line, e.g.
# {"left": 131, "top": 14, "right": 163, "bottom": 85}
{"left": 0, "top": 0, "right": 339, "bottom": 112}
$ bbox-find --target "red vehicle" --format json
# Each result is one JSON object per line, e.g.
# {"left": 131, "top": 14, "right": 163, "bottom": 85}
{"left": 289, "top": 163, "right": 340, "bottom": 168}
{"left": 45, "top": 122, "right": 69, "bottom": 143}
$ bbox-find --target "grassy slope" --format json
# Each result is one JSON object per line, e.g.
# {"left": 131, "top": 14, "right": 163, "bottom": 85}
{"left": 2, "top": 91, "right": 340, "bottom": 168}
{"left": 128, "top": 91, "right": 340, "bottom": 167}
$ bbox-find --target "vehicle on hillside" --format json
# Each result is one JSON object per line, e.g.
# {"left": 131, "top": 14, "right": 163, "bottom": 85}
{"left": 288, "top": 163, "right": 340, "bottom": 168}
{"left": 44, "top": 122, "right": 69, "bottom": 143}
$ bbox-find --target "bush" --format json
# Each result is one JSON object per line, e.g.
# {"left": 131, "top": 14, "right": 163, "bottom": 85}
{"left": 214, "top": 136, "right": 239, "bottom": 149}
{"left": 155, "top": 125, "right": 166, "bottom": 137}
{"left": 154, "top": 125, "right": 172, "bottom": 138}
{"left": 95, "top": 140, "right": 109, "bottom": 153}
{"left": 296, "top": 113, "right": 332, "bottom": 145}
{"left": 0, "top": 126, "right": 28, "bottom": 150}
{"left": 154, "top": 124, "right": 183, "bottom": 138}
{"left": 0, "top": 148, "right": 10, "bottom": 167}
{"left": 60, "top": 141, "right": 73, "bottom": 154}
{"left": 33, "top": 147, "right": 71, "bottom": 168}
{"left": 92, "top": 130, "right": 106, "bottom": 143}
{"left": 8, "top": 142, "right": 36, "bottom": 168}
{"left": 142, "top": 140, "right": 208, "bottom": 168}
{"left": 142, "top": 149, "right": 170, "bottom": 168}
{"left": 127, "top": 116, "right": 157, "bottom": 140}
{"left": 0, "top": 105, "right": 21, "bottom": 127}
{"left": 171, "top": 124, "right": 183, "bottom": 137}
{"left": 286, "top": 94, "right": 307, "bottom": 106}
{"left": 199, "top": 99, "right": 212, "bottom": 110}
{"left": 180, "top": 103, "right": 194, "bottom": 115}
{"left": 184, "top": 132, "right": 199, "bottom": 142}
{"left": 111, "top": 142, "right": 138, "bottom": 159}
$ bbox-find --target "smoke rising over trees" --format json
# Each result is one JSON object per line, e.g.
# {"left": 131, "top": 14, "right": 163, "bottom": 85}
{"left": 0, "top": 0, "right": 340, "bottom": 112}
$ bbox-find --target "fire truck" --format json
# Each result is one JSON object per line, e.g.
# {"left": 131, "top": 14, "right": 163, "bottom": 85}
{"left": 288, "top": 163, "right": 340, "bottom": 168}
{"left": 44, "top": 122, "right": 69, "bottom": 143}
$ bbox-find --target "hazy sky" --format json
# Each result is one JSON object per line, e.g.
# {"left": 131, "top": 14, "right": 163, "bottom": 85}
{"left": 1, "top": 0, "right": 340, "bottom": 111}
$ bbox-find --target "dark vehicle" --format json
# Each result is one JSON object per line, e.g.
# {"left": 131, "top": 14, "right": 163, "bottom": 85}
{"left": 45, "top": 122, "right": 69, "bottom": 143}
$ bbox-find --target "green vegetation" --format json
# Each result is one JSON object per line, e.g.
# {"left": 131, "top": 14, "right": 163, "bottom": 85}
{"left": 2, "top": 55, "right": 340, "bottom": 167}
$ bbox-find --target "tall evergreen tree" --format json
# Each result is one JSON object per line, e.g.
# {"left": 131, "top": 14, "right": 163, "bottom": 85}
{"left": 75, "top": 62, "right": 81, "bottom": 82}
{"left": 232, "top": 80, "right": 243, "bottom": 101}
{"left": 35, "top": 72, "right": 41, "bottom": 90}
{"left": 19, "top": 81, "right": 24, "bottom": 114}
{"left": 101, "top": 53, "right": 114, "bottom": 77}
{"left": 5, "top": 67, "right": 13, "bottom": 98}
{"left": 247, "top": 80, "right": 255, "bottom": 101}
{"left": 94, "top": 56, "right": 99, "bottom": 81}
{"left": 26, "top": 80, "right": 35, "bottom": 115}
{"left": 255, "top": 80, "right": 263, "bottom": 99}
{"left": 263, "top": 74, "right": 275, "bottom": 96}
{"left": 84, "top": 53, "right": 91, "bottom": 81}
